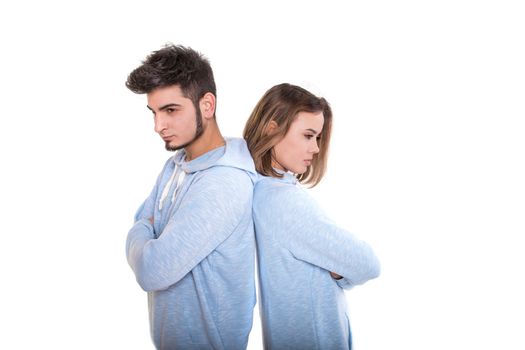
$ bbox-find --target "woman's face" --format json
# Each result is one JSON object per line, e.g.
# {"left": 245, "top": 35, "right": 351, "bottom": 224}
{"left": 272, "top": 111, "right": 324, "bottom": 175}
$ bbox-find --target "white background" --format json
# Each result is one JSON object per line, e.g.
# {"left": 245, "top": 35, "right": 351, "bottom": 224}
{"left": 1, "top": 1, "right": 524, "bottom": 349}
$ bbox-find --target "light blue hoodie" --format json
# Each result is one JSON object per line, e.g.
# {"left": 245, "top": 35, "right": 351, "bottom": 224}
{"left": 126, "top": 138, "right": 257, "bottom": 350}
{"left": 253, "top": 172, "right": 381, "bottom": 350}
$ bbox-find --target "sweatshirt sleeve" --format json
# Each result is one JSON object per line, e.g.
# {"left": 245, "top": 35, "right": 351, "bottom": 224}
{"left": 133, "top": 181, "right": 158, "bottom": 224}
{"left": 126, "top": 167, "right": 253, "bottom": 292}
{"left": 125, "top": 168, "right": 163, "bottom": 277}
{"left": 263, "top": 185, "right": 380, "bottom": 288}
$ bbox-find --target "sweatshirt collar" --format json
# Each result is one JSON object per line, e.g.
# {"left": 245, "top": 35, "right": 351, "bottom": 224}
{"left": 171, "top": 138, "right": 256, "bottom": 176}
{"left": 272, "top": 168, "right": 298, "bottom": 184}
{"left": 173, "top": 144, "right": 225, "bottom": 173}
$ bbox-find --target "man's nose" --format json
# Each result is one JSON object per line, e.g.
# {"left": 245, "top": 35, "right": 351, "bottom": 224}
{"left": 154, "top": 115, "right": 165, "bottom": 134}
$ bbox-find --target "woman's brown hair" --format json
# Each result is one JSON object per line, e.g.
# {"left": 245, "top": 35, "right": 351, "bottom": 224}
{"left": 243, "top": 83, "right": 332, "bottom": 187}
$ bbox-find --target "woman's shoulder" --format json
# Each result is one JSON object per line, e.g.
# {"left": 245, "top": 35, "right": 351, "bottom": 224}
{"left": 254, "top": 174, "right": 311, "bottom": 206}
{"left": 256, "top": 174, "right": 297, "bottom": 191}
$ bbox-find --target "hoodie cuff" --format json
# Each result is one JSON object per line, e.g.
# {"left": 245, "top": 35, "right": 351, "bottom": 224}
{"left": 335, "top": 277, "right": 355, "bottom": 290}
{"left": 133, "top": 218, "right": 155, "bottom": 238}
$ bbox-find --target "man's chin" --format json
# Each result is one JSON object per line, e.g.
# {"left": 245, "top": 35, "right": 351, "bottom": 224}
{"left": 163, "top": 126, "right": 203, "bottom": 152}
{"left": 165, "top": 141, "right": 185, "bottom": 152}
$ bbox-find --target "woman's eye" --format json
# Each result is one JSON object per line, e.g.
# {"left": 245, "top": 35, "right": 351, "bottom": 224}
{"left": 305, "top": 135, "right": 314, "bottom": 139}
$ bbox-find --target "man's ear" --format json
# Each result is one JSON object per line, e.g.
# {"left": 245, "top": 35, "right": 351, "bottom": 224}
{"left": 199, "top": 92, "right": 216, "bottom": 120}
{"left": 266, "top": 120, "right": 278, "bottom": 135}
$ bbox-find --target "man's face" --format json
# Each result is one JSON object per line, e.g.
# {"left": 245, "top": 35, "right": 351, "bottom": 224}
{"left": 147, "top": 85, "right": 201, "bottom": 151}
{"left": 272, "top": 111, "right": 324, "bottom": 175}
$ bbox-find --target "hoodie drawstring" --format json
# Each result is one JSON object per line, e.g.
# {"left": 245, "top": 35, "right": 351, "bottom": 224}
{"left": 159, "top": 166, "right": 186, "bottom": 211}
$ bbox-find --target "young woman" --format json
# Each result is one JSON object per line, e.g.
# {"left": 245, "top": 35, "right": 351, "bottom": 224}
{"left": 243, "top": 83, "right": 380, "bottom": 349}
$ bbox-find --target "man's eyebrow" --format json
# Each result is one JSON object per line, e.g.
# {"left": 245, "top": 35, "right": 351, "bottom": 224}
{"left": 146, "top": 103, "right": 182, "bottom": 111}
{"left": 159, "top": 103, "right": 182, "bottom": 111}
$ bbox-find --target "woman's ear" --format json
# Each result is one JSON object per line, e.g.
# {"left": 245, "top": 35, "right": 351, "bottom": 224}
{"left": 199, "top": 92, "right": 216, "bottom": 120}
{"left": 266, "top": 120, "right": 278, "bottom": 135}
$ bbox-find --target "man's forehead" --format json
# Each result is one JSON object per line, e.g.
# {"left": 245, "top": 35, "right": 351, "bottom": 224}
{"left": 147, "top": 85, "right": 191, "bottom": 107}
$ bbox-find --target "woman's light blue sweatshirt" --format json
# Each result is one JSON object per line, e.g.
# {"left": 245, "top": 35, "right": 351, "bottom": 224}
{"left": 126, "top": 138, "right": 257, "bottom": 350}
{"left": 253, "top": 172, "right": 381, "bottom": 350}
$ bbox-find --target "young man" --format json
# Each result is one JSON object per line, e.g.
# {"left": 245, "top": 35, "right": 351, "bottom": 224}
{"left": 125, "top": 45, "right": 256, "bottom": 349}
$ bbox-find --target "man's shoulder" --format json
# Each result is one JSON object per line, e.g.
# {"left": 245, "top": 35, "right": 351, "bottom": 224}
{"left": 204, "top": 164, "right": 252, "bottom": 177}
{"left": 195, "top": 166, "right": 254, "bottom": 190}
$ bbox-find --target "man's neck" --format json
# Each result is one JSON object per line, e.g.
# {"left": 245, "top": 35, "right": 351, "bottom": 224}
{"left": 184, "top": 125, "right": 225, "bottom": 161}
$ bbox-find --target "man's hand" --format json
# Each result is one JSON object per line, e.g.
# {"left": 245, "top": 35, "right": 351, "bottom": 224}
{"left": 330, "top": 271, "right": 343, "bottom": 280}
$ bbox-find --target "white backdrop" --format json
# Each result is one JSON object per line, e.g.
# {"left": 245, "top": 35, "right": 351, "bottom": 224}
{"left": 1, "top": 1, "right": 524, "bottom": 349}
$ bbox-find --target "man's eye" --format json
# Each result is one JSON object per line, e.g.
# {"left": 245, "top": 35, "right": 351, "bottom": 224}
{"left": 166, "top": 108, "right": 175, "bottom": 113}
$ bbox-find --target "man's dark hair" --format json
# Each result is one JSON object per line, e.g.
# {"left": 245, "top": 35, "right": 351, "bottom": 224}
{"left": 126, "top": 44, "right": 216, "bottom": 110}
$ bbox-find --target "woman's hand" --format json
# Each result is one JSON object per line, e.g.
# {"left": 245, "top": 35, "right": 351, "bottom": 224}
{"left": 330, "top": 271, "right": 343, "bottom": 280}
